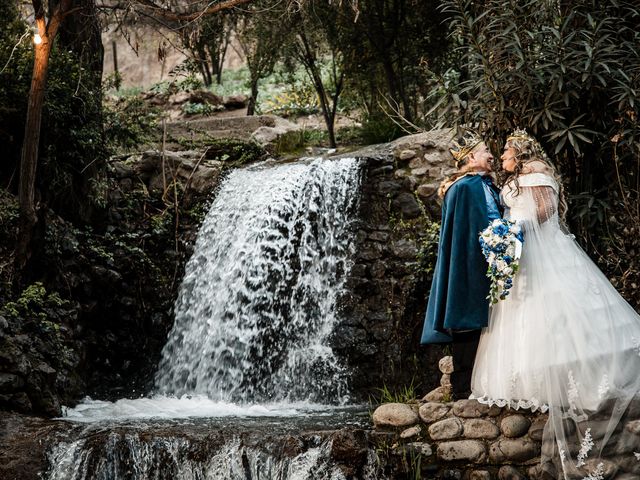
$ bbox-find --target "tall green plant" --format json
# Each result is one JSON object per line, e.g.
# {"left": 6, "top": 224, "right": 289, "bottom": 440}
{"left": 426, "top": 0, "right": 640, "bottom": 305}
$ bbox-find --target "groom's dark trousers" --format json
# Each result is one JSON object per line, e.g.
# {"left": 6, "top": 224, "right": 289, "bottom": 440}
{"left": 450, "top": 329, "right": 481, "bottom": 398}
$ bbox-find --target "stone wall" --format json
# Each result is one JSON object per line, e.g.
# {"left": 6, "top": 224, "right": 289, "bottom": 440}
{"left": 336, "top": 129, "right": 458, "bottom": 400}
{"left": 372, "top": 356, "right": 550, "bottom": 480}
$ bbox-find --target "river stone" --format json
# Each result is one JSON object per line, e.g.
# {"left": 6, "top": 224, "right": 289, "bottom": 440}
{"left": 372, "top": 403, "right": 419, "bottom": 428}
{"left": 440, "top": 373, "right": 451, "bottom": 387}
{"left": 498, "top": 465, "right": 526, "bottom": 480}
{"left": 422, "top": 386, "right": 451, "bottom": 402}
{"left": 528, "top": 417, "right": 547, "bottom": 441}
{"left": 528, "top": 463, "right": 557, "bottom": 480}
{"left": 463, "top": 418, "right": 500, "bottom": 439}
{"left": 436, "top": 440, "right": 487, "bottom": 463}
{"left": 501, "top": 415, "right": 531, "bottom": 438}
{"left": 398, "top": 149, "right": 416, "bottom": 161}
{"left": 439, "top": 356, "right": 454, "bottom": 374}
{"left": 469, "top": 471, "right": 491, "bottom": 480}
{"left": 429, "top": 417, "right": 463, "bottom": 440}
{"left": 419, "top": 402, "right": 450, "bottom": 423}
{"left": 453, "top": 399, "right": 501, "bottom": 418}
{"left": 489, "top": 438, "right": 540, "bottom": 462}
{"left": 400, "top": 425, "right": 421, "bottom": 439}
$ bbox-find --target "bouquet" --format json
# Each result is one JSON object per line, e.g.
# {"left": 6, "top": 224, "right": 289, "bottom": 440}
{"left": 478, "top": 219, "right": 524, "bottom": 304}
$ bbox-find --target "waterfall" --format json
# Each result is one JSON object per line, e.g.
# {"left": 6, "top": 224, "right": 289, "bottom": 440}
{"left": 45, "top": 430, "right": 384, "bottom": 480}
{"left": 154, "top": 157, "right": 362, "bottom": 404}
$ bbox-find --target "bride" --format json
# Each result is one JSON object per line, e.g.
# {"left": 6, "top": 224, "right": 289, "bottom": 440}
{"left": 470, "top": 129, "right": 640, "bottom": 479}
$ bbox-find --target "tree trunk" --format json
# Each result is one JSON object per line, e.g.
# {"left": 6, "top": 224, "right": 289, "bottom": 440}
{"left": 16, "top": 34, "right": 52, "bottom": 270}
{"left": 247, "top": 78, "right": 259, "bottom": 116}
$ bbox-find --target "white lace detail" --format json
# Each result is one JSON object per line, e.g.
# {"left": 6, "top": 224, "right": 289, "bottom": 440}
{"left": 567, "top": 370, "right": 580, "bottom": 411}
{"left": 582, "top": 462, "right": 604, "bottom": 480}
{"left": 470, "top": 393, "right": 549, "bottom": 413}
{"left": 597, "top": 374, "right": 609, "bottom": 400}
{"left": 576, "top": 428, "right": 594, "bottom": 467}
{"left": 634, "top": 451, "right": 640, "bottom": 461}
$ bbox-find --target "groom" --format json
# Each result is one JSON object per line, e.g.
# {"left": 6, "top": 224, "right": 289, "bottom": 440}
{"left": 420, "top": 130, "right": 501, "bottom": 399}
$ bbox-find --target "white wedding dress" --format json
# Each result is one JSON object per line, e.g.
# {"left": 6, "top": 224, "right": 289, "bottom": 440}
{"left": 471, "top": 172, "right": 640, "bottom": 479}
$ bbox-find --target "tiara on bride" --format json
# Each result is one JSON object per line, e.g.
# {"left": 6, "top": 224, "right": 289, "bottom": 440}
{"left": 506, "top": 128, "right": 537, "bottom": 144}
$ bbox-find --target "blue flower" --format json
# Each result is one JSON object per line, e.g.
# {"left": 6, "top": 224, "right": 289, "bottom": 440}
{"left": 504, "top": 255, "right": 513, "bottom": 264}
{"left": 492, "top": 223, "right": 509, "bottom": 236}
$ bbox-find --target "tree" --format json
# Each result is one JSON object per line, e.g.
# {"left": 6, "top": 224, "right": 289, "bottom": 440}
{"left": 16, "top": 0, "right": 72, "bottom": 270}
{"left": 234, "top": 3, "right": 289, "bottom": 115}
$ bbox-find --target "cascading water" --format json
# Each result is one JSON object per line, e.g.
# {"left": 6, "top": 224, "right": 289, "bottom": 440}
{"left": 44, "top": 157, "right": 382, "bottom": 480}
{"left": 154, "top": 156, "right": 362, "bottom": 404}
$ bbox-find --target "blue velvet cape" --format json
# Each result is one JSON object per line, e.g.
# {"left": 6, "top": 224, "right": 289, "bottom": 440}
{"left": 420, "top": 175, "right": 498, "bottom": 344}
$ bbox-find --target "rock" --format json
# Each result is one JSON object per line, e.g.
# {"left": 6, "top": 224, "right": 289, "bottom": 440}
{"left": 453, "top": 399, "right": 501, "bottom": 418}
{"left": 369, "top": 261, "right": 386, "bottom": 278}
{"left": 429, "top": 417, "right": 463, "bottom": 440}
{"left": 498, "top": 465, "right": 526, "bottom": 480}
{"left": 463, "top": 419, "right": 500, "bottom": 439}
{"left": 329, "top": 429, "right": 368, "bottom": 465}
{"left": 501, "top": 415, "right": 531, "bottom": 438}
{"left": 169, "top": 91, "right": 190, "bottom": 104}
{"left": 372, "top": 403, "right": 419, "bottom": 428}
{"left": 223, "top": 94, "right": 248, "bottom": 108}
{"left": 469, "top": 471, "right": 491, "bottom": 480}
{"left": 416, "top": 182, "right": 439, "bottom": 198}
{"left": 391, "top": 192, "right": 422, "bottom": 219}
{"left": 528, "top": 417, "right": 547, "bottom": 441}
{"left": 358, "top": 244, "right": 383, "bottom": 261}
{"left": 398, "top": 149, "right": 417, "bottom": 161}
{"left": 439, "top": 356, "right": 454, "bottom": 374}
{"left": 422, "top": 385, "right": 452, "bottom": 402}
{"left": 368, "top": 231, "right": 390, "bottom": 242}
{"left": 436, "top": 440, "right": 487, "bottom": 463}
{"left": 411, "top": 167, "right": 429, "bottom": 176}
{"left": 402, "top": 442, "right": 433, "bottom": 456}
{"left": 527, "top": 463, "right": 557, "bottom": 480}
{"left": 376, "top": 180, "right": 402, "bottom": 196}
{"left": 440, "top": 373, "right": 451, "bottom": 387}
{"left": 419, "top": 402, "right": 451, "bottom": 423}
{"left": 409, "top": 156, "right": 428, "bottom": 169}
{"left": 400, "top": 425, "right": 421, "bottom": 439}
{"left": 394, "top": 169, "right": 410, "bottom": 179}
{"left": 0, "top": 374, "right": 24, "bottom": 392}
{"left": 251, "top": 117, "right": 302, "bottom": 150}
{"left": 391, "top": 239, "right": 418, "bottom": 259}
{"left": 489, "top": 438, "right": 539, "bottom": 463}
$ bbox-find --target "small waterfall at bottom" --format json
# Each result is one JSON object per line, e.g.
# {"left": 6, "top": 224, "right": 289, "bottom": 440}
{"left": 44, "top": 157, "right": 384, "bottom": 480}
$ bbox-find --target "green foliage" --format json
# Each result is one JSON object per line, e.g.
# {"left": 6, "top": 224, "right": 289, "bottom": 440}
{"left": 374, "top": 377, "right": 420, "bottom": 404}
{"left": 426, "top": 0, "right": 640, "bottom": 306}
{"left": 181, "top": 101, "right": 223, "bottom": 116}
{"left": 1, "top": 282, "right": 67, "bottom": 321}
{"left": 262, "top": 81, "right": 320, "bottom": 116}
{"left": 415, "top": 221, "right": 441, "bottom": 276}
{"left": 360, "top": 112, "right": 406, "bottom": 144}
{"left": 103, "top": 95, "right": 159, "bottom": 153}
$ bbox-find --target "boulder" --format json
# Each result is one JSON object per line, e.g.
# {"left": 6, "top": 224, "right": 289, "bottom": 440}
{"left": 372, "top": 403, "right": 419, "bottom": 428}
{"left": 419, "top": 402, "right": 451, "bottom": 424}
{"left": 463, "top": 418, "right": 500, "bottom": 440}
{"left": 428, "top": 417, "right": 463, "bottom": 440}
{"left": 501, "top": 415, "right": 531, "bottom": 438}
{"left": 498, "top": 465, "right": 526, "bottom": 480}
{"left": 436, "top": 440, "right": 487, "bottom": 463}
{"left": 453, "top": 399, "right": 501, "bottom": 418}
{"left": 489, "top": 438, "right": 540, "bottom": 463}
{"left": 439, "top": 356, "right": 453, "bottom": 374}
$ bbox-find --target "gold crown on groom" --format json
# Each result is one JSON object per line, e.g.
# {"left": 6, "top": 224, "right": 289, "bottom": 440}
{"left": 449, "top": 130, "right": 483, "bottom": 163}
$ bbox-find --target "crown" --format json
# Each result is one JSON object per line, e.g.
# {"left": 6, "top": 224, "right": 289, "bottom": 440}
{"left": 449, "top": 129, "right": 483, "bottom": 163}
{"left": 506, "top": 128, "right": 536, "bottom": 144}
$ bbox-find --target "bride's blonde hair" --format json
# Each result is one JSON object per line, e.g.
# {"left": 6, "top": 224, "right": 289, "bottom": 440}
{"left": 505, "top": 130, "right": 568, "bottom": 222}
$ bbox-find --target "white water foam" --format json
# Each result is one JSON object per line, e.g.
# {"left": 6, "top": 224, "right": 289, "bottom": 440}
{"left": 60, "top": 395, "right": 332, "bottom": 422}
